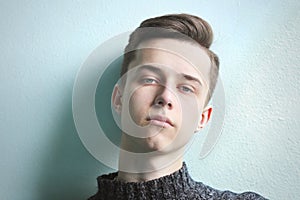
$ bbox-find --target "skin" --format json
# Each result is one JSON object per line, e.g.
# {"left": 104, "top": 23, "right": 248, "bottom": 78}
{"left": 112, "top": 38, "right": 213, "bottom": 182}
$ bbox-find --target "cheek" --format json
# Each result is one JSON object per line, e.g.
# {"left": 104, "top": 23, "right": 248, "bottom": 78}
{"left": 179, "top": 96, "right": 202, "bottom": 130}
{"left": 127, "top": 88, "right": 155, "bottom": 121}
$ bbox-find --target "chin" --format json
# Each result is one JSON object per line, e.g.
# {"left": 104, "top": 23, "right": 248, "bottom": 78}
{"left": 143, "top": 137, "right": 175, "bottom": 153}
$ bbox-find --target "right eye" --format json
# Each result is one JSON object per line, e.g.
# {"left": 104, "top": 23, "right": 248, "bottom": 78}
{"left": 141, "top": 78, "right": 159, "bottom": 85}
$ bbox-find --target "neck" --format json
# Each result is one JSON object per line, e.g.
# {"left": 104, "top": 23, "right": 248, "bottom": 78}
{"left": 117, "top": 136, "right": 185, "bottom": 182}
{"left": 117, "top": 158, "right": 183, "bottom": 182}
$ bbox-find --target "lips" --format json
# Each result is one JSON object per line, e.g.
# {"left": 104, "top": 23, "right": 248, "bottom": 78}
{"left": 146, "top": 115, "right": 174, "bottom": 127}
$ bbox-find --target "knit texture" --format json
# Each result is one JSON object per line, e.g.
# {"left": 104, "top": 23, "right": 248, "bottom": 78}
{"left": 88, "top": 163, "right": 267, "bottom": 200}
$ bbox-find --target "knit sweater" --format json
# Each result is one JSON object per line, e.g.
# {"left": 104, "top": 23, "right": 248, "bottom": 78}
{"left": 88, "top": 163, "right": 267, "bottom": 200}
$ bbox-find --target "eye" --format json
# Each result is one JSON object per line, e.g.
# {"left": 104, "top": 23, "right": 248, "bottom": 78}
{"left": 179, "top": 85, "right": 194, "bottom": 93}
{"left": 141, "top": 78, "right": 159, "bottom": 85}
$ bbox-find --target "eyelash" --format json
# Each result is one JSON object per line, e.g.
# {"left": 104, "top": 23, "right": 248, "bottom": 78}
{"left": 141, "top": 77, "right": 159, "bottom": 84}
{"left": 178, "top": 85, "right": 195, "bottom": 93}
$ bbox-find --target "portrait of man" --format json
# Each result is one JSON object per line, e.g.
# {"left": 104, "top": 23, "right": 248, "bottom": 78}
{"left": 1, "top": 0, "right": 299, "bottom": 199}
{"left": 88, "top": 13, "right": 267, "bottom": 200}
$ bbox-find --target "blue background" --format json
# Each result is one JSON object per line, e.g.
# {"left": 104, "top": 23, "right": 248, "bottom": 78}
{"left": 0, "top": 0, "right": 299, "bottom": 199}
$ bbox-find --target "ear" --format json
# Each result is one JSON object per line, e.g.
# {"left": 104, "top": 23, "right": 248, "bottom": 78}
{"left": 196, "top": 105, "right": 213, "bottom": 131}
{"left": 112, "top": 84, "right": 123, "bottom": 115}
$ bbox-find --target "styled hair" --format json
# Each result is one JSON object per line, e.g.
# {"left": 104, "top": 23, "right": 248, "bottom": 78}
{"left": 121, "top": 13, "right": 219, "bottom": 104}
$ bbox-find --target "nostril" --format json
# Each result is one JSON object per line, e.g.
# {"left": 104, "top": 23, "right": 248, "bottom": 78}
{"left": 154, "top": 97, "right": 172, "bottom": 108}
{"left": 158, "top": 101, "right": 164, "bottom": 105}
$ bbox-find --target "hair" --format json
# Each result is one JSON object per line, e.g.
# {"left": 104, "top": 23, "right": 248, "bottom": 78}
{"left": 120, "top": 13, "right": 219, "bottom": 104}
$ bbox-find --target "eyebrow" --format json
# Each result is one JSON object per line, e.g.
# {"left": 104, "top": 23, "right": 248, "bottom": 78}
{"left": 135, "top": 64, "right": 163, "bottom": 74}
{"left": 181, "top": 73, "right": 203, "bottom": 86}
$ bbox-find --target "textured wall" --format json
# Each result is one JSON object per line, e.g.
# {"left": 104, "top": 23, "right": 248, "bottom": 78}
{"left": 0, "top": 0, "right": 299, "bottom": 199}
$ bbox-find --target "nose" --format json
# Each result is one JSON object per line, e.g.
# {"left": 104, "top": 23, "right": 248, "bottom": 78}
{"left": 154, "top": 86, "right": 174, "bottom": 109}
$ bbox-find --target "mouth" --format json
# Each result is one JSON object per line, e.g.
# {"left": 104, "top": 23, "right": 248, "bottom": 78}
{"left": 146, "top": 115, "right": 174, "bottom": 128}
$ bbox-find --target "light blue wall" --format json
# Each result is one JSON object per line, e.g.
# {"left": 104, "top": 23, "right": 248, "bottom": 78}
{"left": 0, "top": 0, "right": 299, "bottom": 199}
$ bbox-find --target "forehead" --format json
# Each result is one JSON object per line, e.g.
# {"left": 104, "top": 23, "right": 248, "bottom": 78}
{"left": 130, "top": 38, "right": 211, "bottom": 84}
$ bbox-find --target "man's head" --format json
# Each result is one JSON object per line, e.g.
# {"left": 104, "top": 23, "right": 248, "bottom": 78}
{"left": 121, "top": 13, "right": 219, "bottom": 104}
{"left": 112, "top": 14, "right": 219, "bottom": 153}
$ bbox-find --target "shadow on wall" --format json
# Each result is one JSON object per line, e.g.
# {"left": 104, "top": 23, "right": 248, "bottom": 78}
{"left": 36, "top": 58, "right": 122, "bottom": 200}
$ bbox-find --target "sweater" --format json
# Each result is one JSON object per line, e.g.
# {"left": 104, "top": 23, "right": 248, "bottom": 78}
{"left": 88, "top": 163, "right": 267, "bottom": 200}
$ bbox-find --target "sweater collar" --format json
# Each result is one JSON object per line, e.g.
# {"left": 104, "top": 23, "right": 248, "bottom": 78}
{"left": 96, "top": 162, "right": 195, "bottom": 199}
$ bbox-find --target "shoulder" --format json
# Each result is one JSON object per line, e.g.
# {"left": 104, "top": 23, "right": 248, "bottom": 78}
{"left": 220, "top": 190, "right": 268, "bottom": 200}
{"left": 192, "top": 181, "right": 268, "bottom": 199}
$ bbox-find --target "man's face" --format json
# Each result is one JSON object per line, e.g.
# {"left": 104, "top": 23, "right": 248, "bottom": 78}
{"left": 114, "top": 38, "right": 212, "bottom": 153}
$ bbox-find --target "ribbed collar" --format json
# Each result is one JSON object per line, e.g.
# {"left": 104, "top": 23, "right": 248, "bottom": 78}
{"left": 95, "top": 162, "right": 196, "bottom": 199}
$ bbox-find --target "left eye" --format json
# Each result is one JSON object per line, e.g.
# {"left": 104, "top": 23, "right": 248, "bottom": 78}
{"left": 179, "top": 86, "right": 194, "bottom": 93}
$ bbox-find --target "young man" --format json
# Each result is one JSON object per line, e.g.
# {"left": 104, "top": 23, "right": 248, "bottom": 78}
{"left": 89, "top": 14, "right": 267, "bottom": 199}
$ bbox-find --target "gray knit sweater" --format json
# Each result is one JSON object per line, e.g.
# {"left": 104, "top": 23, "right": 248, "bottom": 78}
{"left": 88, "top": 163, "right": 267, "bottom": 200}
